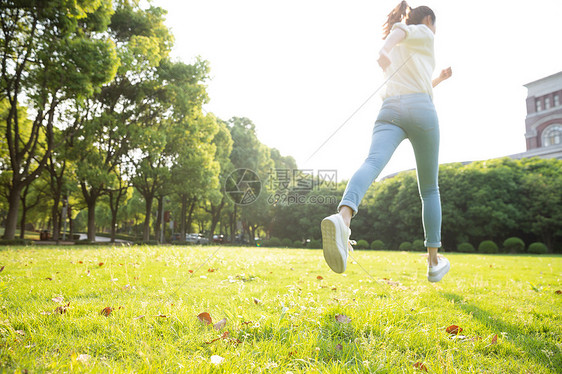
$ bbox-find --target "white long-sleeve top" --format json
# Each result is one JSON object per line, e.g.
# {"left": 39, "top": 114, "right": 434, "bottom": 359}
{"left": 382, "top": 22, "right": 436, "bottom": 99}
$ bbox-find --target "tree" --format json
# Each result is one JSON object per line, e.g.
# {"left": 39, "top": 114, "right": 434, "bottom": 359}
{"left": 0, "top": 0, "right": 117, "bottom": 239}
{"left": 227, "top": 117, "right": 274, "bottom": 244}
{"left": 203, "top": 119, "right": 233, "bottom": 240}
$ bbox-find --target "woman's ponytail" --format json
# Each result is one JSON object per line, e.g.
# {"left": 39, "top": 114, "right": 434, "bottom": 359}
{"left": 382, "top": 1, "right": 410, "bottom": 40}
{"left": 382, "top": 1, "right": 436, "bottom": 40}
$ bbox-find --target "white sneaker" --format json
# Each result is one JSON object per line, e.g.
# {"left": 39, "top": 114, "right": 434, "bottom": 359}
{"left": 321, "top": 214, "right": 351, "bottom": 273}
{"left": 427, "top": 257, "right": 450, "bottom": 282}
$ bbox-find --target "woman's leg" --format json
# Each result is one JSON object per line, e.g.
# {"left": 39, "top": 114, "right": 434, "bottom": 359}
{"left": 338, "top": 122, "right": 407, "bottom": 225}
{"left": 406, "top": 102, "right": 442, "bottom": 265}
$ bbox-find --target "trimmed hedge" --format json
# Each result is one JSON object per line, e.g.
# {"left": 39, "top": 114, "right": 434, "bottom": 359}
{"left": 457, "top": 242, "right": 475, "bottom": 253}
{"left": 528, "top": 242, "right": 548, "bottom": 254}
{"left": 309, "top": 239, "right": 322, "bottom": 249}
{"left": 503, "top": 237, "right": 525, "bottom": 253}
{"left": 281, "top": 238, "right": 293, "bottom": 247}
{"left": 399, "top": 241, "right": 412, "bottom": 251}
{"left": 412, "top": 239, "right": 425, "bottom": 251}
{"left": 356, "top": 240, "right": 369, "bottom": 249}
{"left": 0, "top": 239, "right": 33, "bottom": 246}
{"left": 370, "top": 240, "right": 385, "bottom": 250}
{"left": 478, "top": 240, "right": 499, "bottom": 254}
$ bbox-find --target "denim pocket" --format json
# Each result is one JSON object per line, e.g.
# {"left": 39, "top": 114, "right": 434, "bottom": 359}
{"left": 405, "top": 100, "right": 438, "bottom": 132}
{"left": 375, "top": 99, "right": 400, "bottom": 126}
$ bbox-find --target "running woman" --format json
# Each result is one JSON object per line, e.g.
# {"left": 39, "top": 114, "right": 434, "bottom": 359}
{"left": 321, "top": 1, "right": 452, "bottom": 282}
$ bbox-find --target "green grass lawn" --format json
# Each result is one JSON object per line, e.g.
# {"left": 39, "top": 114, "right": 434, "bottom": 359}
{"left": 0, "top": 245, "right": 561, "bottom": 373}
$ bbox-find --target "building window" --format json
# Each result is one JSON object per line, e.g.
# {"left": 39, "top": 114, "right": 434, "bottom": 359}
{"left": 542, "top": 124, "right": 562, "bottom": 147}
{"left": 545, "top": 97, "right": 551, "bottom": 110}
{"left": 536, "top": 98, "right": 542, "bottom": 112}
{"left": 555, "top": 94, "right": 560, "bottom": 107}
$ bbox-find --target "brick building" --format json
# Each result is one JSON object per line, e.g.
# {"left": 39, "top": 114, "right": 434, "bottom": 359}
{"left": 511, "top": 71, "right": 562, "bottom": 160}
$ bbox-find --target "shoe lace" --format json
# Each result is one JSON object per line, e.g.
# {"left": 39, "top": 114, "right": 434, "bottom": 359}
{"left": 348, "top": 239, "right": 356, "bottom": 253}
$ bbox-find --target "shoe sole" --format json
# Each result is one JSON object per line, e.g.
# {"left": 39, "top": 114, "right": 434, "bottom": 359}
{"left": 321, "top": 217, "right": 346, "bottom": 273}
{"left": 427, "top": 260, "right": 450, "bottom": 282}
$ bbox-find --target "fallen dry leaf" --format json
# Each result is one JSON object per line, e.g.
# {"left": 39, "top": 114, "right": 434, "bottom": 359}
{"left": 100, "top": 307, "right": 113, "bottom": 317}
{"left": 188, "top": 270, "right": 194, "bottom": 273}
{"left": 0, "top": 265, "right": 5, "bottom": 273}
{"left": 198, "top": 312, "right": 213, "bottom": 325}
{"left": 205, "top": 331, "right": 241, "bottom": 345}
{"left": 555, "top": 290, "right": 561, "bottom": 294}
{"left": 491, "top": 334, "right": 498, "bottom": 344}
{"left": 253, "top": 297, "right": 261, "bottom": 305}
{"left": 78, "top": 261, "right": 83, "bottom": 264}
{"left": 413, "top": 362, "right": 428, "bottom": 372}
{"left": 335, "top": 314, "right": 351, "bottom": 324}
{"left": 335, "top": 343, "right": 343, "bottom": 351}
{"left": 208, "top": 268, "right": 215, "bottom": 273}
{"left": 155, "top": 314, "right": 167, "bottom": 318}
{"left": 45, "top": 277, "right": 53, "bottom": 281}
{"left": 317, "top": 276, "right": 324, "bottom": 280}
{"left": 98, "top": 262, "right": 104, "bottom": 267}
{"left": 446, "top": 325, "right": 463, "bottom": 335}
{"left": 54, "top": 302, "right": 70, "bottom": 314}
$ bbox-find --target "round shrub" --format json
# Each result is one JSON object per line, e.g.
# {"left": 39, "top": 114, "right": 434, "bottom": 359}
{"left": 528, "top": 242, "right": 548, "bottom": 254}
{"left": 399, "top": 241, "right": 412, "bottom": 251}
{"left": 457, "top": 242, "right": 475, "bottom": 253}
{"left": 412, "top": 239, "right": 425, "bottom": 251}
{"left": 355, "top": 239, "right": 369, "bottom": 249}
{"left": 370, "top": 240, "right": 385, "bottom": 250}
{"left": 266, "top": 237, "right": 281, "bottom": 247}
{"left": 0, "top": 239, "right": 33, "bottom": 246}
{"left": 309, "top": 239, "right": 322, "bottom": 249}
{"left": 478, "top": 240, "right": 498, "bottom": 254}
{"left": 503, "top": 237, "right": 525, "bottom": 253}
{"left": 293, "top": 240, "right": 302, "bottom": 248}
{"left": 281, "top": 238, "right": 293, "bottom": 247}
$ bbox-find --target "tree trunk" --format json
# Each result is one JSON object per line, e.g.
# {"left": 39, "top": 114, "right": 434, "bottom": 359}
{"left": 3, "top": 184, "right": 22, "bottom": 240}
{"left": 208, "top": 197, "right": 226, "bottom": 241}
{"left": 51, "top": 195, "right": 61, "bottom": 241}
{"left": 110, "top": 212, "right": 118, "bottom": 243}
{"left": 19, "top": 203, "right": 26, "bottom": 240}
{"left": 68, "top": 205, "right": 74, "bottom": 240}
{"left": 155, "top": 196, "right": 163, "bottom": 243}
{"left": 179, "top": 194, "right": 187, "bottom": 240}
{"left": 186, "top": 197, "right": 197, "bottom": 235}
{"left": 143, "top": 195, "right": 153, "bottom": 242}
{"left": 230, "top": 205, "right": 237, "bottom": 242}
{"left": 19, "top": 184, "right": 31, "bottom": 240}
{"left": 87, "top": 199, "right": 96, "bottom": 242}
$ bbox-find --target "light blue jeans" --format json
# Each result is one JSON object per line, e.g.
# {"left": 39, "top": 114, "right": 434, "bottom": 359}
{"left": 338, "top": 93, "right": 441, "bottom": 248}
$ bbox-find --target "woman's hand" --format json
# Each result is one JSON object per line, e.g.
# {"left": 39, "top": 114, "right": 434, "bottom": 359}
{"left": 439, "top": 67, "right": 452, "bottom": 81}
{"left": 377, "top": 50, "right": 392, "bottom": 72}
{"left": 432, "top": 67, "right": 452, "bottom": 87}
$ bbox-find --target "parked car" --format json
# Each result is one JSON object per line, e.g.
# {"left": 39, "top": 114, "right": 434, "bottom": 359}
{"left": 186, "top": 233, "right": 209, "bottom": 244}
{"left": 213, "top": 234, "right": 225, "bottom": 243}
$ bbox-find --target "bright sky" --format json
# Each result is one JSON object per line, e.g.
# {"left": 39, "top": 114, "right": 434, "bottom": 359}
{"left": 152, "top": 0, "right": 561, "bottom": 181}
